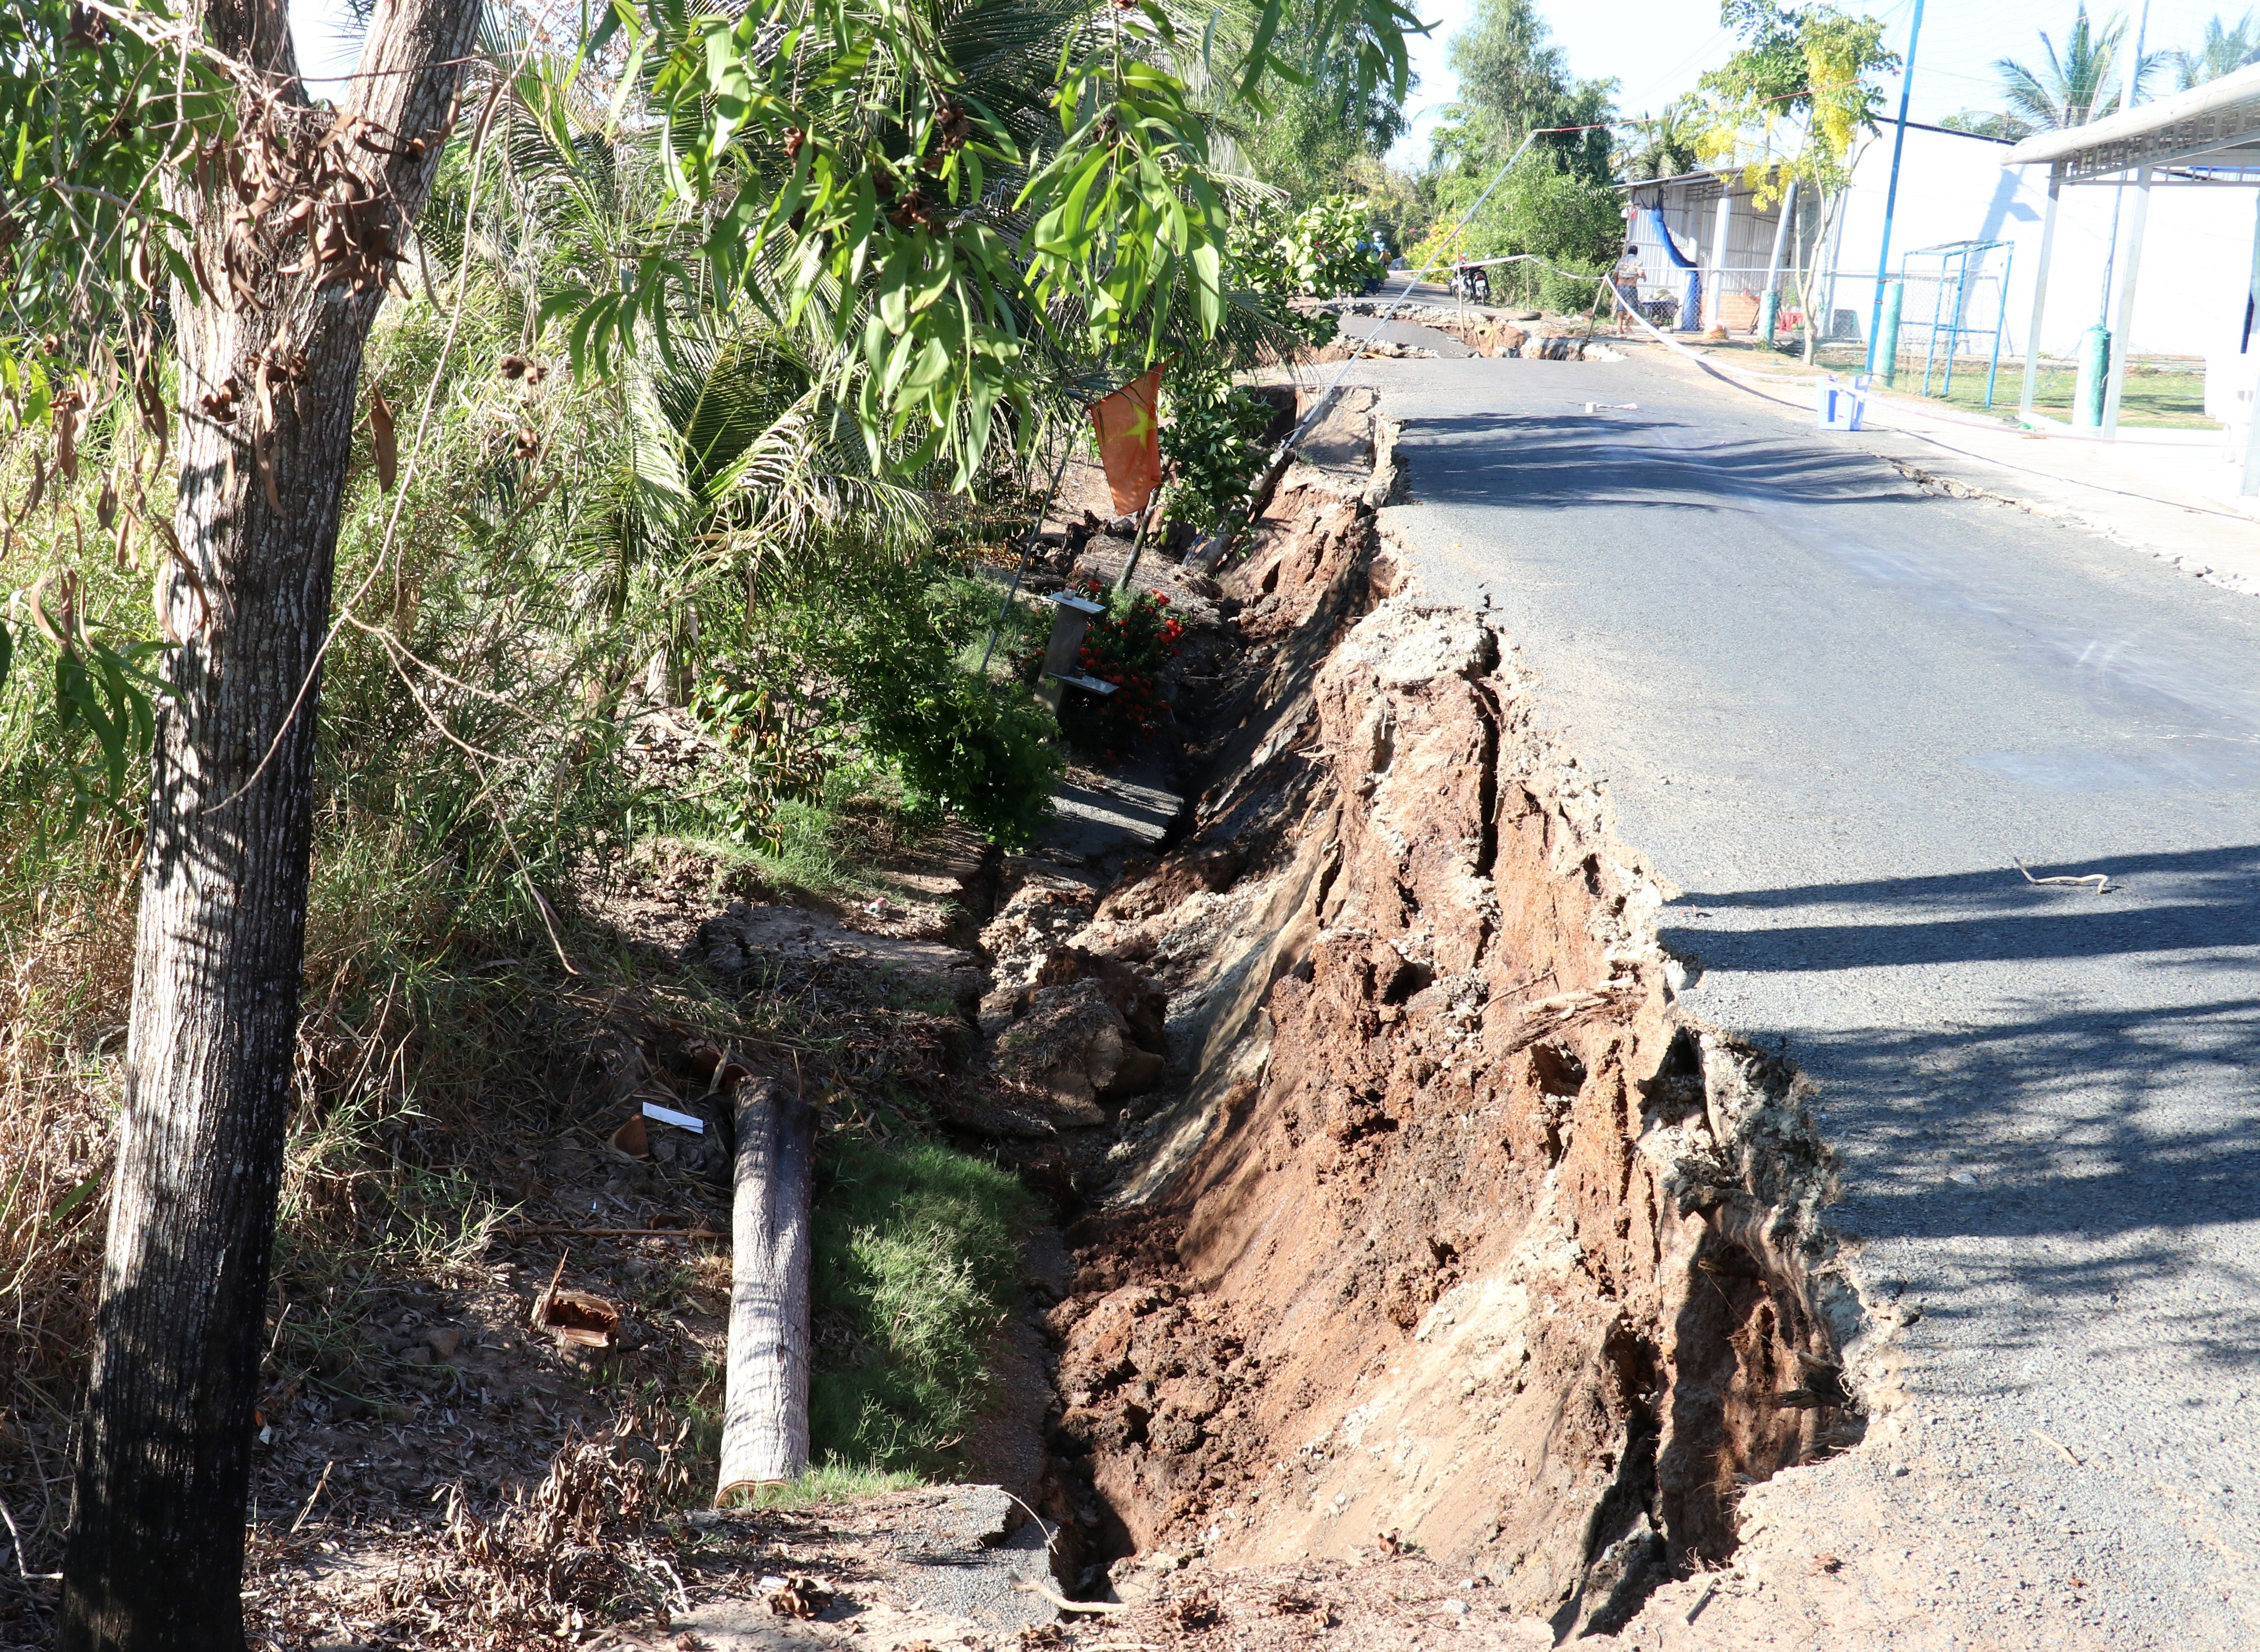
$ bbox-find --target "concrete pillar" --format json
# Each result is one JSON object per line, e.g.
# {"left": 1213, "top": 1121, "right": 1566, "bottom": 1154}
{"left": 2101, "top": 165, "right": 2152, "bottom": 438}
{"left": 2019, "top": 172, "right": 2062, "bottom": 423}
{"left": 2241, "top": 196, "right": 2260, "bottom": 493}
{"left": 1705, "top": 188, "right": 1735, "bottom": 330}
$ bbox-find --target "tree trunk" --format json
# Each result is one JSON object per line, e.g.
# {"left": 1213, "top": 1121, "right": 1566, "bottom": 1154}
{"left": 717, "top": 1077, "right": 818, "bottom": 1498}
{"left": 59, "top": 3, "right": 478, "bottom": 1648}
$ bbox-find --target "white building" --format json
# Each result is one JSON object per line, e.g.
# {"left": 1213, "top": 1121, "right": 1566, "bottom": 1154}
{"left": 1623, "top": 121, "right": 2260, "bottom": 365}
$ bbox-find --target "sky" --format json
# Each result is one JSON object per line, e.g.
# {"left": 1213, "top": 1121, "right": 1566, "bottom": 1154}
{"left": 1391, "top": 0, "right": 2252, "bottom": 165}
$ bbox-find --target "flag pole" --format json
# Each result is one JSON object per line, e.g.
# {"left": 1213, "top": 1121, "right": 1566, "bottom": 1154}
{"left": 1112, "top": 482, "right": 1170, "bottom": 594}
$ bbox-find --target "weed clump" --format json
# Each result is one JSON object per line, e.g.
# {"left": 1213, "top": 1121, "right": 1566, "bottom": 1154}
{"left": 807, "top": 1138, "right": 1039, "bottom": 1475}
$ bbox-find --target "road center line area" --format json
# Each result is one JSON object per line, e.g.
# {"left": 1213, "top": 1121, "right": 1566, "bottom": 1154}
{"left": 1362, "top": 342, "right": 2260, "bottom": 1650}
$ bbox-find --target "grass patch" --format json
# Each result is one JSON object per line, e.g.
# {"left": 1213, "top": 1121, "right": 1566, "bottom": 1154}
{"left": 1803, "top": 344, "right": 2220, "bottom": 429}
{"left": 808, "top": 1138, "right": 1039, "bottom": 1476}
{"left": 715, "top": 1460, "right": 926, "bottom": 1509}
{"left": 648, "top": 763, "right": 954, "bottom": 910}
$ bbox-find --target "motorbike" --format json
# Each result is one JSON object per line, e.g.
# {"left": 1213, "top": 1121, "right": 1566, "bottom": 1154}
{"left": 1450, "top": 262, "right": 1490, "bottom": 304}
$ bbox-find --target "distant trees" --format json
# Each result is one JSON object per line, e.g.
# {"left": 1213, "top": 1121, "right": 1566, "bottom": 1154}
{"left": 1417, "top": 0, "right": 1621, "bottom": 306}
{"left": 1943, "top": 5, "right": 2260, "bottom": 139}
{"left": 1241, "top": 47, "right": 1413, "bottom": 210}
{"left": 1948, "top": 4, "right": 2179, "bottom": 138}
{"left": 1622, "top": 101, "right": 1705, "bottom": 182}
{"left": 2167, "top": 11, "right": 2260, "bottom": 88}
{"left": 1436, "top": 0, "right": 1617, "bottom": 183}
{"left": 1994, "top": 5, "right": 2153, "bottom": 130}
{"left": 1691, "top": 0, "right": 1897, "bottom": 361}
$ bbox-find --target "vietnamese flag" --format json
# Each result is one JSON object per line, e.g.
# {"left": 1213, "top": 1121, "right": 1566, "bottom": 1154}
{"left": 1089, "top": 366, "right": 1164, "bottom": 517}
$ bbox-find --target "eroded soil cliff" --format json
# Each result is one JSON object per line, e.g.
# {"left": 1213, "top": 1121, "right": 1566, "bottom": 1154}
{"left": 1009, "top": 399, "right": 1879, "bottom": 1636}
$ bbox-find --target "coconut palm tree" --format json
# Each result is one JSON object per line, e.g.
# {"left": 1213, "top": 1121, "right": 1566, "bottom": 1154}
{"left": 1993, "top": 6, "right": 2158, "bottom": 131}
{"left": 1622, "top": 99, "right": 1704, "bottom": 181}
{"left": 2168, "top": 12, "right": 2260, "bottom": 88}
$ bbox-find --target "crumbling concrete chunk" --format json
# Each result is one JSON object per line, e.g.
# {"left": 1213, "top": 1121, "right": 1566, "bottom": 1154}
{"left": 980, "top": 873, "right": 1099, "bottom": 994}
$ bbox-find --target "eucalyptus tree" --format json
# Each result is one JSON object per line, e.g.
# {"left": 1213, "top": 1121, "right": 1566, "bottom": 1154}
{"left": 3, "top": 0, "right": 477, "bottom": 1645}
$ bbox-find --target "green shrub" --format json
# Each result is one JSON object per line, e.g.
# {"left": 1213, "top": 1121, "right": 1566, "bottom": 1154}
{"left": 695, "top": 564, "right": 1062, "bottom": 850}
{"left": 1234, "top": 193, "right": 1386, "bottom": 299}
{"left": 859, "top": 667, "right": 1062, "bottom": 849}
{"left": 1163, "top": 364, "right": 1274, "bottom": 534}
{"left": 1420, "top": 151, "right": 1620, "bottom": 310}
{"left": 807, "top": 1138, "right": 1039, "bottom": 1476}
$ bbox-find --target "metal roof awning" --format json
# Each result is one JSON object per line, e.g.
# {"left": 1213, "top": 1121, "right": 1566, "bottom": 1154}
{"left": 2001, "top": 61, "right": 2260, "bottom": 182}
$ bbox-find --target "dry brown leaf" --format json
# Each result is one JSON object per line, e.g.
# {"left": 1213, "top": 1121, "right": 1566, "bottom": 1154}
{"left": 54, "top": 389, "right": 85, "bottom": 481}
{"left": 370, "top": 386, "right": 397, "bottom": 491}
{"left": 537, "top": 1287, "right": 619, "bottom": 1349}
{"left": 765, "top": 1574, "right": 831, "bottom": 1619}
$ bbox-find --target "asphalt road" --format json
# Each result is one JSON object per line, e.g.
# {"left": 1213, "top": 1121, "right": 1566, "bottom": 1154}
{"left": 1360, "top": 342, "right": 2260, "bottom": 1647}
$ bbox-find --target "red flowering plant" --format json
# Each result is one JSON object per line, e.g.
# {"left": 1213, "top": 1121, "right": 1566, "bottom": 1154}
{"left": 1060, "top": 574, "right": 1187, "bottom": 761}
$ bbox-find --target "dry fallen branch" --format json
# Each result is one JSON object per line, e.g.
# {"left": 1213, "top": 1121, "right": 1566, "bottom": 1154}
{"left": 497, "top": 1225, "right": 726, "bottom": 1241}
{"left": 1012, "top": 1578, "right": 1131, "bottom": 1615}
{"left": 2014, "top": 858, "right": 2111, "bottom": 894}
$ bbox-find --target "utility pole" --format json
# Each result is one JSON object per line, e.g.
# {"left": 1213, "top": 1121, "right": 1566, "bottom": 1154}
{"left": 1865, "top": 0, "right": 1926, "bottom": 377}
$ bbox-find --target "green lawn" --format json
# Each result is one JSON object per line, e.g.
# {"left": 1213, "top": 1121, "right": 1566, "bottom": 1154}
{"left": 1807, "top": 345, "right": 2218, "bottom": 428}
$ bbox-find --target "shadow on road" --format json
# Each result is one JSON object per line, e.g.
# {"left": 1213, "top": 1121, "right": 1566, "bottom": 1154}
{"left": 1398, "top": 411, "right": 1910, "bottom": 513}
{"left": 1663, "top": 844, "right": 2260, "bottom": 1374}
{"left": 1663, "top": 844, "right": 2260, "bottom": 976}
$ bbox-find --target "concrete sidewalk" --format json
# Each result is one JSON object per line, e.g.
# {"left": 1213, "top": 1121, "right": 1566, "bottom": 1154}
{"left": 1653, "top": 340, "right": 2260, "bottom": 598}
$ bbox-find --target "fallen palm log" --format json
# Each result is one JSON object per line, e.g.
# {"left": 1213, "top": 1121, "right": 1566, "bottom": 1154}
{"left": 716, "top": 1074, "right": 818, "bottom": 1500}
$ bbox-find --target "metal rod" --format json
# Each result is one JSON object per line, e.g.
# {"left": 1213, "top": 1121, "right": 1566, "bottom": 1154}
{"left": 978, "top": 433, "right": 1078, "bottom": 679}
{"left": 2101, "top": 163, "right": 2152, "bottom": 438}
{"left": 1920, "top": 253, "right": 1942, "bottom": 395}
{"left": 2021, "top": 172, "right": 2062, "bottom": 422}
{"left": 1985, "top": 242, "right": 2012, "bottom": 409}
{"left": 1866, "top": 0, "right": 1928, "bottom": 376}
{"left": 1942, "top": 244, "right": 1972, "bottom": 400}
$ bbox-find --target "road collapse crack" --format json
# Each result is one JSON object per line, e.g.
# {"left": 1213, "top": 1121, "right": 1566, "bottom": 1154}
{"left": 1471, "top": 678, "right": 1502, "bottom": 882}
{"left": 1027, "top": 396, "right": 1880, "bottom": 1633}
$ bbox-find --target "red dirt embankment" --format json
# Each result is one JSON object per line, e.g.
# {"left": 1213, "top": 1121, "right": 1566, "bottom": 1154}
{"left": 1036, "top": 396, "right": 1875, "bottom": 1635}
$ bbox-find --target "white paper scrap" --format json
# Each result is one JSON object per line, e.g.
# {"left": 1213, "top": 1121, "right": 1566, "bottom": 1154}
{"left": 641, "top": 1101, "right": 706, "bottom": 1133}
